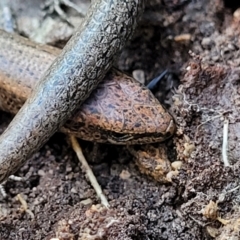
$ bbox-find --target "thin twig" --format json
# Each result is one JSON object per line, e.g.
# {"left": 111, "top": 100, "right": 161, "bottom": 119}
{"left": 222, "top": 118, "right": 230, "bottom": 167}
{"left": 0, "top": 175, "right": 23, "bottom": 198}
{"left": 62, "top": 0, "right": 87, "bottom": 17}
{"left": 0, "top": 184, "right": 6, "bottom": 198}
{"left": 194, "top": 114, "right": 222, "bottom": 142}
{"left": 16, "top": 194, "right": 35, "bottom": 219}
{"left": 227, "top": 185, "right": 240, "bottom": 193}
{"left": 70, "top": 135, "right": 110, "bottom": 208}
{"left": 194, "top": 110, "right": 232, "bottom": 142}
{"left": 9, "top": 175, "right": 23, "bottom": 181}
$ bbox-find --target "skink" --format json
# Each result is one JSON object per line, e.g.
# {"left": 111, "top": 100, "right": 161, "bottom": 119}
{"left": 0, "top": 0, "right": 144, "bottom": 183}
{"left": 0, "top": 29, "right": 175, "bottom": 144}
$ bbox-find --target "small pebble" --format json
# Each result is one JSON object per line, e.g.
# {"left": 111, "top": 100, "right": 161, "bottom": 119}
{"left": 66, "top": 166, "right": 72, "bottom": 173}
{"left": 119, "top": 170, "right": 131, "bottom": 180}
{"left": 70, "top": 187, "right": 78, "bottom": 194}
{"left": 201, "top": 37, "right": 213, "bottom": 48}
{"left": 38, "top": 169, "right": 45, "bottom": 176}
{"left": 233, "top": 8, "right": 240, "bottom": 21}
{"left": 132, "top": 69, "right": 145, "bottom": 84}
{"left": 171, "top": 161, "right": 183, "bottom": 170}
{"left": 174, "top": 33, "right": 191, "bottom": 42}
{"left": 166, "top": 170, "right": 179, "bottom": 182}
{"left": 80, "top": 198, "right": 92, "bottom": 205}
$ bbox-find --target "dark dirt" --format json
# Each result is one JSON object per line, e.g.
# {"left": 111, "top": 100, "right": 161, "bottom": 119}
{"left": 0, "top": 0, "right": 240, "bottom": 239}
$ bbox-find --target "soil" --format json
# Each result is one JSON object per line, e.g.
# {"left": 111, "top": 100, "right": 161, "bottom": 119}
{"left": 0, "top": 0, "right": 240, "bottom": 239}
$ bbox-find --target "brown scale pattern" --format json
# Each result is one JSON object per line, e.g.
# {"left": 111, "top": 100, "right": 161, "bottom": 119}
{"left": 66, "top": 69, "right": 175, "bottom": 144}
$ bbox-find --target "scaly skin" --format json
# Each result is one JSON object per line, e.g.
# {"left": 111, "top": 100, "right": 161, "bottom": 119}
{"left": 0, "top": 0, "right": 145, "bottom": 183}
{"left": 0, "top": 29, "right": 175, "bottom": 144}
